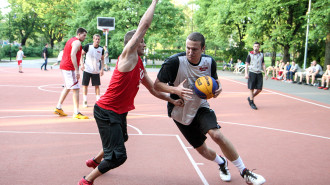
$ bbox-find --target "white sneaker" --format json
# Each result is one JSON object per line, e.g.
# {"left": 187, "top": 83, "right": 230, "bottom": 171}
{"left": 83, "top": 101, "right": 88, "bottom": 108}
{"left": 218, "top": 156, "right": 231, "bottom": 182}
{"left": 241, "top": 169, "right": 266, "bottom": 185}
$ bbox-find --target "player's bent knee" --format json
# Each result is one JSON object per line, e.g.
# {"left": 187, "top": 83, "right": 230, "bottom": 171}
{"left": 98, "top": 156, "right": 127, "bottom": 174}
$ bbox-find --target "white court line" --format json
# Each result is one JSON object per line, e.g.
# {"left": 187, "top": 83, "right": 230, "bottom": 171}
{"left": 0, "top": 114, "right": 143, "bottom": 135}
{"left": 0, "top": 85, "right": 39, "bottom": 88}
{"left": 219, "top": 121, "right": 330, "bottom": 140}
{"left": 0, "top": 111, "right": 329, "bottom": 140}
{"left": 221, "top": 77, "right": 330, "bottom": 109}
{"left": 0, "top": 130, "right": 209, "bottom": 185}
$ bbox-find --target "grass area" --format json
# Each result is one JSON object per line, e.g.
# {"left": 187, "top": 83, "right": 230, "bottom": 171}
{"left": 1, "top": 57, "right": 43, "bottom": 61}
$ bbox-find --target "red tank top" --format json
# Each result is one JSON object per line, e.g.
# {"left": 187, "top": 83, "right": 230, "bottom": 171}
{"left": 97, "top": 56, "right": 145, "bottom": 114}
{"left": 60, "top": 37, "right": 82, "bottom": 71}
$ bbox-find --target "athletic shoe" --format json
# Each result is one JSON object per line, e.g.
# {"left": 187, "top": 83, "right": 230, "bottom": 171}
{"left": 318, "top": 86, "right": 323, "bottom": 89}
{"left": 241, "top": 168, "right": 266, "bottom": 185}
{"left": 83, "top": 101, "right": 88, "bottom": 108}
{"left": 54, "top": 108, "right": 68, "bottom": 116}
{"left": 292, "top": 81, "right": 297, "bottom": 83}
{"left": 324, "top": 87, "right": 329, "bottom": 90}
{"left": 297, "top": 82, "right": 302, "bottom": 84}
{"left": 248, "top": 97, "right": 257, "bottom": 110}
{"left": 304, "top": 83, "right": 309, "bottom": 85}
{"left": 271, "top": 77, "right": 275, "bottom": 80}
{"left": 218, "top": 156, "right": 231, "bottom": 182}
{"left": 78, "top": 177, "right": 93, "bottom": 185}
{"left": 73, "top": 112, "right": 89, "bottom": 119}
{"left": 309, "top": 84, "right": 313, "bottom": 86}
{"left": 86, "top": 158, "right": 99, "bottom": 169}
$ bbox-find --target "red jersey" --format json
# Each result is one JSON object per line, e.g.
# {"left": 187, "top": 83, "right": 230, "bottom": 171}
{"left": 60, "top": 37, "right": 82, "bottom": 71}
{"left": 97, "top": 56, "right": 145, "bottom": 114}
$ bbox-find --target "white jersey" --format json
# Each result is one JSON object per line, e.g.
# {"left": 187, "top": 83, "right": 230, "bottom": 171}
{"left": 83, "top": 44, "right": 104, "bottom": 74}
{"left": 17, "top": 50, "right": 24, "bottom": 60}
{"left": 157, "top": 52, "right": 218, "bottom": 125}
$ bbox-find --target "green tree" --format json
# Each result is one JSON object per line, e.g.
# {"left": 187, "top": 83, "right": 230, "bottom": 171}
{"left": 36, "top": 0, "right": 79, "bottom": 48}
{"left": 6, "top": 0, "right": 41, "bottom": 46}
{"left": 309, "top": 0, "right": 330, "bottom": 68}
{"left": 68, "top": 0, "right": 184, "bottom": 58}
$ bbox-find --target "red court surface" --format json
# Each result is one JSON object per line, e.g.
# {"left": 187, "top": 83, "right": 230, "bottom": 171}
{"left": 0, "top": 67, "right": 329, "bottom": 185}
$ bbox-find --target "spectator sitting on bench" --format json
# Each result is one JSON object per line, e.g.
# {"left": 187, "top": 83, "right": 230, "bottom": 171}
{"left": 282, "top": 61, "right": 291, "bottom": 82}
{"left": 305, "top": 60, "right": 323, "bottom": 86}
{"left": 223, "top": 58, "right": 233, "bottom": 71}
{"left": 318, "top": 64, "right": 330, "bottom": 90}
{"left": 276, "top": 60, "right": 286, "bottom": 80}
{"left": 233, "top": 59, "right": 244, "bottom": 73}
{"left": 266, "top": 60, "right": 279, "bottom": 79}
{"left": 293, "top": 63, "right": 313, "bottom": 84}
{"left": 287, "top": 61, "right": 299, "bottom": 82}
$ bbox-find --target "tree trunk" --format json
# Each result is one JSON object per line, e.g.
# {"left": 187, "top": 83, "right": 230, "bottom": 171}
{"left": 325, "top": 32, "right": 330, "bottom": 68}
{"left": 283, "top": 45, "right": 290, "bottom": 62}
{"left": 271, "top": 44, "right": 277, "bottom": 66}
{"left": 271, "top": 51, "right": 276, "bottom": 66}
{"left": 21, "top": 37, "right": 27, "bottom": 46}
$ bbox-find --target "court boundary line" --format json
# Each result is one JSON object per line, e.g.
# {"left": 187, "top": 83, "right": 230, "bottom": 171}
{"left": 1, "top": 112, "right": 329, "bottom": 141}
{"left": 0, "top": 130, "right": 209, "bottom": 185}
{"left": 221, "top": 77, "right": 330, "bottom": 109}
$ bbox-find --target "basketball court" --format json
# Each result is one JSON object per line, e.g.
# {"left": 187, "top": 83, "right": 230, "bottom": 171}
{"left": 0, "top": 66, "right": 329, "bottom": 185}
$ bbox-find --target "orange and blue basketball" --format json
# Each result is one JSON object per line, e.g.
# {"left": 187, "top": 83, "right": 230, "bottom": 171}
{"left": 194, "top": 76, "right": 218, "bottom": 99}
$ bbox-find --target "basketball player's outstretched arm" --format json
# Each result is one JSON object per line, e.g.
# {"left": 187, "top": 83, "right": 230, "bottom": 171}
{"left": 119, "top": 0, "right": 158, "bottom": 72}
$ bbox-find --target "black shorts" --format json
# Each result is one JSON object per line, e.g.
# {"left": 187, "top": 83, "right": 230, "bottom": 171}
{"left": 94, "top": 104, "right": 128, "bottom": 161}
{"left": 174, "top": 107, "right": 220, "bottom": 148}
{"left": 248, "top": 72, "right": 263, "bottom": 90}
{"left": 82, "top": 71, "right": 101, "bottom": 86}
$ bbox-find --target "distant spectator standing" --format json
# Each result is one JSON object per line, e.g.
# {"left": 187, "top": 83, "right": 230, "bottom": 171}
{"left": 305, "top": 60, "right": 323, "bottom": 86}
{"left": 318, "top": 65, "right": 330, "bottom": 90}
{"left": 16, "top": 46, "right": 26, "bottom": 73}
{"left": 245, "top": 42, "right": 267, "bottom": 110}
{"left": 41, "top": 43, "right": 49, "bottom": 71}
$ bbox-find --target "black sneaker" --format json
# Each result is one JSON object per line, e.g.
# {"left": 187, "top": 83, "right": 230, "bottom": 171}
{"left": 292, "top": 81, "right": 297, "bottom": 83}
{"left": 218, "top": 156, "right": 231, "bottom": 181}
{"left": 297, "top": 82, "right": 302, "bottom": 84}
{"left": 241, "top": 168, "right": 266, "bottom": 185}
{"left": 248, "top": 97, "right": 257, "bottom": 110}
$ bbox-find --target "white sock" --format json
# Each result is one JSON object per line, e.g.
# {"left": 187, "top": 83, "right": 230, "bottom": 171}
{"left": 213, "top": 154, "right": 225, "bottom": 165}
{"left": 57, "top": 103, "right": 62, "bottom": 109}
{"left": 74, "top": 108, "right": 79, "bottom": 115}
{"left": 83, "top": 95, "right": 87, "bottom": 102}
{"left": 231, "top": 156, "right": 246, "bottom": 174}
{"left": 96, "top": 95, "right": 100, "bottom": 101}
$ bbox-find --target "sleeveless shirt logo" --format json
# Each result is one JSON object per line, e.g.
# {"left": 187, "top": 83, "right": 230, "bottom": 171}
{"left": 138, "top": 68, "right": 145, "bottom": 88}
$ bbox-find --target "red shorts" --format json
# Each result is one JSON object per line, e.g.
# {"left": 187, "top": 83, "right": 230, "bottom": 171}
{"left": 278, "top": 71, "right": 283, "bottom": 76}
{"left": 17, "top": 60, "right": 22, "bottom": 66}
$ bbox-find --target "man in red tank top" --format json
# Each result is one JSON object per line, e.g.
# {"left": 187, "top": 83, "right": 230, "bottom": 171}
{"left": 54, "top": 28, "right": 89, "bottom": 119}
{"left": 78, "top": 1, "right": 182, "bottom": 185}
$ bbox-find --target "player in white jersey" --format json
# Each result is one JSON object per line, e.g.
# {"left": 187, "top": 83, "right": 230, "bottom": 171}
{"left": 81, "top": 34, "right": 104, "bottom": 108}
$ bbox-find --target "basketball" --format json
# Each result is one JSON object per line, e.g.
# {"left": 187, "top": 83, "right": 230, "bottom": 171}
{"left": 194, "top": 76, "right": 218, "bottom": 99}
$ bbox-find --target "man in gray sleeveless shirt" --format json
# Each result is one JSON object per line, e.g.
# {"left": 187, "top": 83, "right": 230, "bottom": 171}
{"left": 245, "top": 42, "right": 267, "bottom": 110}
{"left": 155, "top": 33, "right": 266, "bottom": 185}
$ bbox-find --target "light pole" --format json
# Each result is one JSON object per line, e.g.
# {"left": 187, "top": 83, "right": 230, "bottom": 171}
{"left": 303, "top": 0, "right": 312, "bottom": 69}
